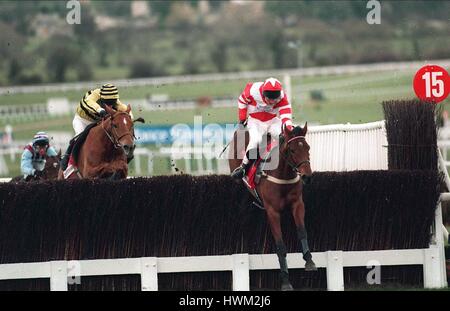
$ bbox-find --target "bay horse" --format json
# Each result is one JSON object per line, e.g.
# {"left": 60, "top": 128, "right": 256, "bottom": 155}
{"left": 58, "top": 105, "right": 141, "bottom": 180}
{"left": 11, "top": 151, "right": 61, "bottom": 182}
{"left": 228, "top": 123, "right": 316, "bottom": 291}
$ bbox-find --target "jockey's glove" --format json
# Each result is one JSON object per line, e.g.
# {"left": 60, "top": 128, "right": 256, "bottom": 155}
{"left": 238, "top": 119, "right": 247, "bottom": 129}
{"left": 98, "top": 108, "right": 108, "bottom": 119}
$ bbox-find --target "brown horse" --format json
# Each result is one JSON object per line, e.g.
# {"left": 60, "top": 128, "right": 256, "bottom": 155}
{"left": 11, "top": 151, "right": 61, "bottom": 182}
{"left": 228, "top": 123, "right": 316, "bottom": 291}
{"left": 58, "top": 105, "right": 139, "bottom": 180}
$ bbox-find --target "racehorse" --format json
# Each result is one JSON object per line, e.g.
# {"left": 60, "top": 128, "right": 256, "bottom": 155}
{"left": 58, "top": 105, "right": 142, "bottom": 180}
{"left": 11, "top": 151, "right": 61, "bottom": 182}
{"left": 228, "top": 123, "right": 316, "bottom": 291}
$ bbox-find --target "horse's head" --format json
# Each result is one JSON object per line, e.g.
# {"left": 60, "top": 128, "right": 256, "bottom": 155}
{"left": 43, "top": 152, "right": 61, "bottom": 180}
{"left": 281, "top": 123, "right": 312, "bottom": 185}
{"left": 104, "top": 105, "right": 135, "bottom": 159}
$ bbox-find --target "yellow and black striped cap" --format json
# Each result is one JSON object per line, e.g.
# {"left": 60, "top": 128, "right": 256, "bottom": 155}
{"left": 100, "top": 83, "right": 119, "bottom": 100}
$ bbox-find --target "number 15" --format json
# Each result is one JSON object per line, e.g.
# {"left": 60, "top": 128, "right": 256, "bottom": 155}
{"left": 422, "top": 72, "right": 445, "bottom": 98}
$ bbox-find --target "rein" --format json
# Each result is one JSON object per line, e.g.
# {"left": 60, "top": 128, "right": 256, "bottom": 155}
{"left": 259, "top": 136, "right": 310, "bottom": 185}
{"left": 101, "top": 112, "right": 134, "bottom": 150}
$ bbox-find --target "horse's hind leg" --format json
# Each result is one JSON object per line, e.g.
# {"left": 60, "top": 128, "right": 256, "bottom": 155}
{"left": 292, "top": 200, "right": 317, "bottom": 271}
{"left": 266, "top": 207, "right": 293, "bottom": 291}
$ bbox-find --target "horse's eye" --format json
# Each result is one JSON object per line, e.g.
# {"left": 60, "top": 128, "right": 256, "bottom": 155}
{"left": 113, "top": 124, "right": 118, "bottom": 128}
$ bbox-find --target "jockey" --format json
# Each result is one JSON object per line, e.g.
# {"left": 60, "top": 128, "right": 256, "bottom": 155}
{"left": 231, "top": 77, "right": 294, "bottom": 179}
{"left": 21, "top": 131, "right": 58, "bottom": 179}
{"left": 60, "top": 83, "right": 134, "bottom": 171}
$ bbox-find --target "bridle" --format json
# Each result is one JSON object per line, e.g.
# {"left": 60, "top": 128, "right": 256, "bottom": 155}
{"left": 283, "top": 136, "right": 311, "bottom": 175}
{"left": 101, "top": 112, "right": 135, "bottom": 150}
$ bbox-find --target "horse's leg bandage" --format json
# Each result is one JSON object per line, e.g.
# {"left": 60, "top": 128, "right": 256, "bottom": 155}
{"left": 297, "top": 226, "right": 312, "bottom": 261}
{"left": 275, "top": 241, "right": 288, "bottom": 275}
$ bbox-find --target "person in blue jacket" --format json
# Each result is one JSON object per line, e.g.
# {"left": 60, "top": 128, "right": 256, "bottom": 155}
{"left": 21, "top": 132, "right": 58, "bottom": 180}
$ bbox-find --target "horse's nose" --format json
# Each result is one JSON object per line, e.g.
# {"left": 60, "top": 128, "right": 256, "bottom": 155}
{"left": 301, "top": 175, "right": 312, "bottom": 185}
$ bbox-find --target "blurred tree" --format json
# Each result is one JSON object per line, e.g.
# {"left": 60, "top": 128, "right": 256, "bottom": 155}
{"left": 44, "top": 35, "right": 80, "bottom": 82}
{"left": 271, "top": 30, "right": 287, "bottom": 69}
{"left": 210, "top": 41, "right": 227, "bottom": 72}
{"left": 0, "top": 22, "right": 25, "bottom": 62}
{"left": 8, "top": 58, "right": 22, "bottom": 84}
{"left": 166, "top": 2, "right": 198, "bottom": 29}
{"left": 91, "top": 1, "right": 130, "bottom": 17}
{"left": 149, "top": 1, "right": 173, "bottom": 26}
{"left": 207, "top": 0, "right": 227, "bottom": 11}
{"left": 129, "top": 58, "right": 166, "bottom": 78}
{"left": 184, "top": 49, "right": 201, "bottom": 75}
{"left": 76, "top": 60, "right": 94, "bottom": 81}
{"left": 73, "top": 4, "right": 97, "bottom": 39}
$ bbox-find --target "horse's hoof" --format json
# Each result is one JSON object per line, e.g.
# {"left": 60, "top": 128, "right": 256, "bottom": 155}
{"left": 305, "top": 260, "right": 317, "bottom": 271}
{"left": 281, "top": 283, "right": 294, "bottom": 291}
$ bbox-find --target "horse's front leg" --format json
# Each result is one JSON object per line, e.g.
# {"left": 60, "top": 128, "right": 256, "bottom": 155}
{"left": 266, "top": 206, "right": 293, "bottom": 291}
{"left": 291, "top": 198, "right": 317, "bottom": 271}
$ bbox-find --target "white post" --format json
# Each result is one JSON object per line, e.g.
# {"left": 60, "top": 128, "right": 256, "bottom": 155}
{"left": 140, "top": 257, "right": 158, "bottom": 291}
{"left": 184, "top": 157, "right": 191, "bottom": 174}
{"left": 147, "top": 152, "right": 153, "bottom": 175}
{"left": 434, "top": 202, "right": 447, "bottom": 287}
{"left": 326, "top": 251, "right": 344, "bottom": 291}
{"left": 438, "top": 150, "right": 450, "bottom": 191}
{"left": 423, "top": 247, "right": 442, "bottom": 288}
{"left": 232, "top": 254, "right": 250, "bottom": 291}
{"left": 283, "top": 74, "right": 292, "bottom": 105}
{"left": 197, "top": 157, "right": 204, "bottom": 174}
{"left": 134, "top": 153, "right": 141, "bottom": 176}
{"left": 50, "top": 261, "right": 68, "bottom": 291}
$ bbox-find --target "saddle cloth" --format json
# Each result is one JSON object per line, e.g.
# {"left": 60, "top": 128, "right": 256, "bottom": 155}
{"left": 64, "top": 122, "right": 99, "bottom": 179}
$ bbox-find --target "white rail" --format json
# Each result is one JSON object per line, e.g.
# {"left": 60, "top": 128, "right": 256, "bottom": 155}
{"left": 1, "top": 59, "right": 449, "bottom": 95}
{"left": 0, "top": 248, "right": 443, "bottom": 291}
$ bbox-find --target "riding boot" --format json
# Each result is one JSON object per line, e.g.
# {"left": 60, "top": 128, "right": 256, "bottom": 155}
{"left": 231, "top": 162, "right": 250, "bottom": 179}
{"left": 231, "top": 148, "right": 258, "bottom": 179}
{"left": 60, "top": 139, "right": 75, "bottom": 171}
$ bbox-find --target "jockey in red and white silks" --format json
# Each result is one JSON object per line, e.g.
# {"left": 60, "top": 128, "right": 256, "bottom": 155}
{"left": 231, "top": 77, "right": 294, "bottom": 179}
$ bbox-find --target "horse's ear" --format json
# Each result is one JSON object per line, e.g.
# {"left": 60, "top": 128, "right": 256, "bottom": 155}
{"left": 302, "top": 122, "right": 308, "bottom": 135}
{"left": 126, "top": 104, "right": 131, "bottom": 114}
{"left": 104, "top": 104, "right": 114, "bottom": 115}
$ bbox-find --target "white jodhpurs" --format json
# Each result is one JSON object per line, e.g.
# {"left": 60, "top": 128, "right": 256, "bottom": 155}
{"left": 73, "top": 114, "right": 93, "bottom": 136}
{"left": 243, "top": 117, "right": 282, "bottom": 164}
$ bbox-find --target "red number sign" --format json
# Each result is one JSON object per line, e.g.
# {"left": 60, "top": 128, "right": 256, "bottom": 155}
{"left": 413, "top": 65, "right": 450, "bottom": 104}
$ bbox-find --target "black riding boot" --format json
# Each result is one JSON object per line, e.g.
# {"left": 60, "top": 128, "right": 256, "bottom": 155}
{"left": 231, "top": 161, "right": 250, "bottom": 179}
{"left": 60, "top": 140, "right": 75, "bottom": 171}
{"left": 231, "top": 148, "right": 259, "bottom": 179}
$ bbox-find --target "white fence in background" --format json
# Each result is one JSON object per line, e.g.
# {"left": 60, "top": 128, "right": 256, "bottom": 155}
{"left": 308, "top": 121, "right": 387, "bottom": 171}
{"left": 1, "top": 59, "right": 449, "bottom": 95}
